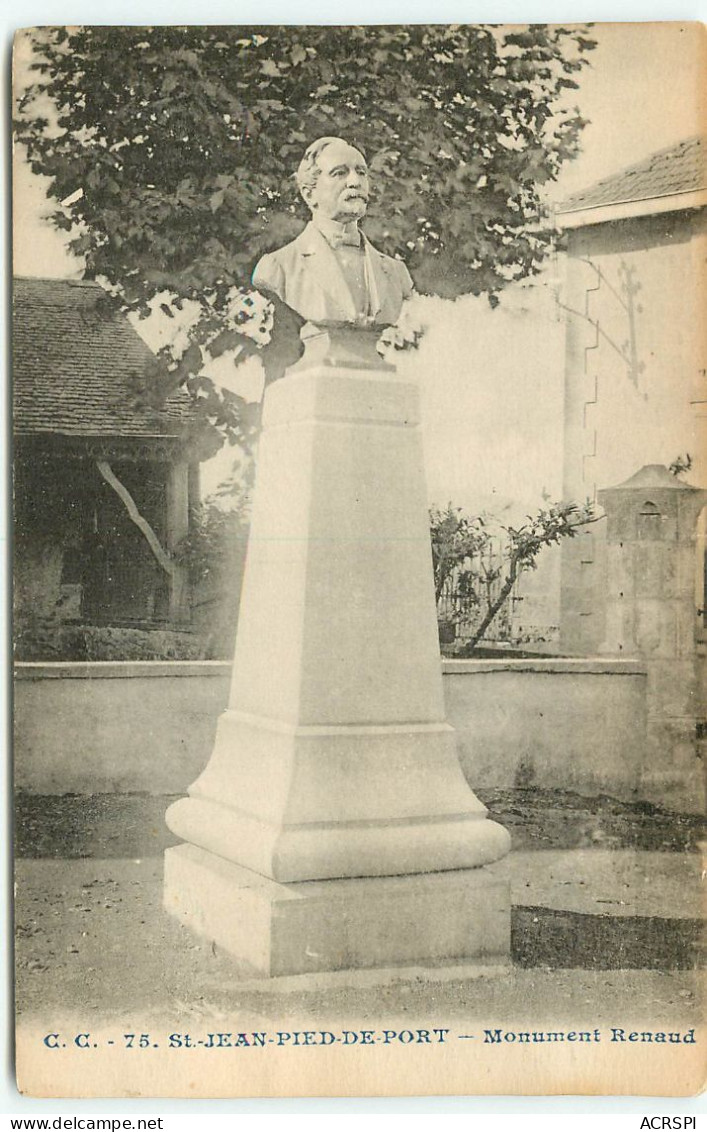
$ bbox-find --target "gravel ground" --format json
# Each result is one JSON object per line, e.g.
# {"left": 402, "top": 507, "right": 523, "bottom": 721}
{"left": 13, "top": 790, "right": 705, "bottom": 1034}
{"left": 14, "top": 856, "right": 701, "bottom": 1033}
{"left": 481, "top": 789, "right": 706, "bottom": 853}
{"left": 14, "top": 854, "right": 703, "bottom": 1031}
{"left": 15, "top": 789, "right": 707, "bottom": 859}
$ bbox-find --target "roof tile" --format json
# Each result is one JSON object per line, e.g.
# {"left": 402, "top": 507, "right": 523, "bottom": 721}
{"left": 13, "top": 277, "right": 193, "bottom": 438}
{"left": 558, "top": 136, "right": 706, "bottom": 214}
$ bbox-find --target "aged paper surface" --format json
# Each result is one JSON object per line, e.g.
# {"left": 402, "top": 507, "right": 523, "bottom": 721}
{"left": 12, "top": 21, "right": 707, "bottom": 1098}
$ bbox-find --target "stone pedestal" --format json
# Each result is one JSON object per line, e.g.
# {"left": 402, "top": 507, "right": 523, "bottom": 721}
{"left": 598, "top": 464, "right": 707, "bottom": 811}
{"left": 165, "top": 327, "right": 511, "bottom": 974}
{"left": 165, "top": 843, "right": 510, "bottom": 977}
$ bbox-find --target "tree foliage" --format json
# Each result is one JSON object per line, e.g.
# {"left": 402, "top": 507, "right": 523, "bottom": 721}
{"left": 15, "top": 24, "right": 595, "bottom": 442}
{"left": 430, "top": 503, "right": 489, "bottom": 604}
{"left": 174, "top": 492, "right": 251, "bottom": 658}
{"left": 430, "top": 498, "right": 598, "bottom": 653}
{"left": 669, "top": 452, "right": 693, "bottom": 478}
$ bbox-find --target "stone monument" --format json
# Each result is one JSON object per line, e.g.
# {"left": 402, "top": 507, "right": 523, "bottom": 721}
{"left": 164, "top": 137, "right": 512, "bottom": 976}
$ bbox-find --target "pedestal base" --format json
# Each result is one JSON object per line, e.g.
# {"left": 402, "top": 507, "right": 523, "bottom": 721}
{"left": 164, "top": 843, "right": 510, "bottom": 977}
{"left": 165, "top": 711, "right": 511, "bottom": 882}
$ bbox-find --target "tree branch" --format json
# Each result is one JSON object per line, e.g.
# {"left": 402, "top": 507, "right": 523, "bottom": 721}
{"left": 96, "top": 460, "right": 176, "bottom": 577}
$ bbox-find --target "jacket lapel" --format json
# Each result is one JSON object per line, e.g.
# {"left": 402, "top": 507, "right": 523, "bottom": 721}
{"left": 362, "top": 236, "right": 390, "bottom": 320}
{"left": 296, "top": 223, "right": 359, "bottom": 321}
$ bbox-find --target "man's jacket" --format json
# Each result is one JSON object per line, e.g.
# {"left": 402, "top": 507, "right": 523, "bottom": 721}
{"left": 252, "top": 221, "right": 413, "bottom": 326}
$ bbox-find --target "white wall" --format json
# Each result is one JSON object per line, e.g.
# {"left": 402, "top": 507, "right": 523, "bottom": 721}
{"left": 14, "top": 658, "right": 675, "bottom": 807}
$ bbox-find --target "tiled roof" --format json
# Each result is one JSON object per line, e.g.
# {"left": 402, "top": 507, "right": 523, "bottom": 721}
{"left": 13, "top": 277, "right": 193, "bottom": 438}
{"left": 606, "top": 464, "right": 700, "bottom": 492}
{"left": 558, "top": 136, "right": 706, "bottom": 215}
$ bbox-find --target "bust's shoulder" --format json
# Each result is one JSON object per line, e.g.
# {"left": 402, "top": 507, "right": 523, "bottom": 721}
{"left": 257, "top": 232, "right": 304, "bottom": 267}
{"left": 376, "top": 247, "right": 406, "bottom": 272}
{"left": 252, "top": 230, "right": 310, "bottom": 295}
{"left": 368, "top": 242, "right": 414, "bottom": 293}
{"left": 271, "top": 225, "right": 318, "bottom": 258}
{"left": 366, "top": 238, "right": 404, "bottom": 266}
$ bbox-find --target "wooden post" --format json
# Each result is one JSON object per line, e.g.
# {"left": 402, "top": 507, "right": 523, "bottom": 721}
{"left": 165, "top": 458, "right": 190, "bottom": 622}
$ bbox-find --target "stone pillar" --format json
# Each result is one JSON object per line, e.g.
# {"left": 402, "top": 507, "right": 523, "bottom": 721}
{"left": 559, "top": 250, "right": 605, "bottom": 656}
{"left": 165, "top": 457, "right": 189, "bottom": 622}
{"left": 164, "top": 327, "right": 511, "bottom": 976}
{"left": 598, "top": 464, "right": 707, "bottom": 811}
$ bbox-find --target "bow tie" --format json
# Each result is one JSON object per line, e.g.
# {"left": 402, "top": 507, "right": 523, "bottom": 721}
{"left": 327, "top": 229, "right": 362, "bottom": 250}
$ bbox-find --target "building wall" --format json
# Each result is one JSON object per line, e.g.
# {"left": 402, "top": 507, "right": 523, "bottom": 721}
{"left": 14, "top": 657, "right": 688, "bottom": 809}
{"left": 560, "top": 208, "right": 707, "bottom": 655}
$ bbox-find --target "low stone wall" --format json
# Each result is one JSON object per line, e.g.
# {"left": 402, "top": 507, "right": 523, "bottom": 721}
{"left": 444, "top": 658, "right": 648, "bottom": 801}
{"left": 14, "top": 661, "right": 231, "bottom": 796}
{"left": 15, "top": 658, "right": 654, "bottom": 804}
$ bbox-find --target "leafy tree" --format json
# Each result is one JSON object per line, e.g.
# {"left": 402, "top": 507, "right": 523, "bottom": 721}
{"left": 430, "top": 503, "right": 488, "bottom": 604}
{"left": 430, "top": 499, "right": 599, "bottom": 653}
{"left": 15, "top": 24, "right": 595, "bottom": 447}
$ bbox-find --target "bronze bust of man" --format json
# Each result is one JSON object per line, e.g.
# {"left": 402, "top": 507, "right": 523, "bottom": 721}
{"left": 252, "top": 136, "right": 413, "bottom": 329}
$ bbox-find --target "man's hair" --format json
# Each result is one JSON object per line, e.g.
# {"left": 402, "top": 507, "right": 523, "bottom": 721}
{"left": 295, "top": 137, "right": 366, "bottom": 200}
